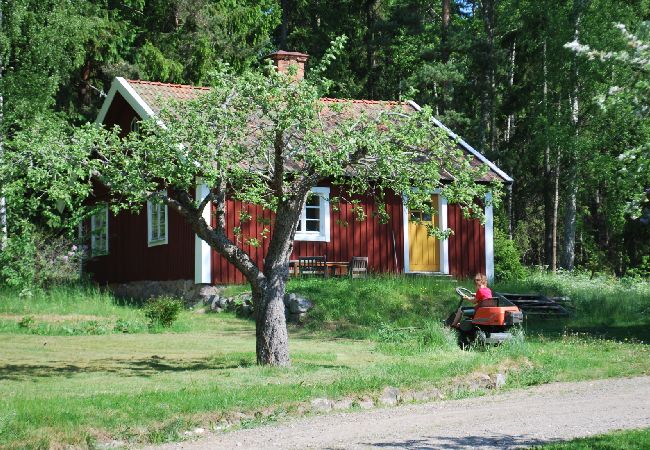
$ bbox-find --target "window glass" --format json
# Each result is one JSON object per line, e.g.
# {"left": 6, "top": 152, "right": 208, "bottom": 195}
{"left": 295, "top": 187, "right": 330, "bottom": 242}
{"left": 148, "top": 197, "right": 168, "bottom": 246}
{"left": 305, "top": 219, "right": 320, "bottom": 231}
{"left": 91, "top": 207, "right": 108, "bottom": 256}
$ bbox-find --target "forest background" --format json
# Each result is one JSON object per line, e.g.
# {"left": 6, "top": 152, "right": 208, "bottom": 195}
{"left": 1, "top": 0, "right": 649, "bottom": 283}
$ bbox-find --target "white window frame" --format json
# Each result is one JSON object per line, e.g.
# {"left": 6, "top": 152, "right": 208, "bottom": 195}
{"left": 295, "top": 187, "right": 331, "bottom": 242}
{"left": 147, "top": 197, "right": 168, "bottom": 247}
{"left": 90, "top": 206, "right": 109, "bottom": 256}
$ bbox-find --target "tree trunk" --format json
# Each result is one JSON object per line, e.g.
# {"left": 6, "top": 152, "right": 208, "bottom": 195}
{"left": 364, "top": 0, "right": 378, "bottom": 98}
{"left": 441, "top": 0, "right": 451, "bottom": 64}
{"left": 254, "top": 274, "right": 290, "bottom": 366}
{"left": 79, "top": 60, "right": 93, "bottom": 109}
{"left": 279, "top": 0, "right": 290, "bottom": 49}
{"left": 505, "top": 40, "right": 516, "bottom": 142}
{"left": 0, "top": 0, "right": 6, "bottom": 250}
{"left": 562, "top": 175, "right": 577, "bottom": 269}
{"left": 543, "top": 39, "right": 554, "bottom": 270}
{"left": 480, "top": 0, "right": 496, "bottom": 153}
{"left": 552, "top": 145, "right": 560, "bottom": 271}
{"left": 561, "top": 0, "right": 584, "bottom": 270}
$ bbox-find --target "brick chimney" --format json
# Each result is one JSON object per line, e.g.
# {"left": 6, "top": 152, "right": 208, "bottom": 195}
{"left": 267, "top": 50, "right": 309, "bottom": 81}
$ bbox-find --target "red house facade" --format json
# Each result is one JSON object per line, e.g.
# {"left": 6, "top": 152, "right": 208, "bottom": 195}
{"left": 88, "top": 53, "right": 512, "bottom": 286}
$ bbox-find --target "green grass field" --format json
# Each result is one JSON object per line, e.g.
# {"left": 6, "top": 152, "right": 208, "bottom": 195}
{"left": 536, "top": 428, "right": 650, "bottom": 449}
{"left": 0, "top": 273, "right": 648, "bottom": 448}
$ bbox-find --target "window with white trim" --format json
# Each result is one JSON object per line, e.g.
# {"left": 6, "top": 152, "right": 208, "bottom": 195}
{"left": 90, "top": 206, "right": 109, "bottom": 256}
{"left": 295, "top": 187, "right": 330, "bottom": 242}
{"left": 147, "top": 198, "right": 168, "bottom": 246}
{"left": 130, "top": 117, "right": 140, "bottom": 133}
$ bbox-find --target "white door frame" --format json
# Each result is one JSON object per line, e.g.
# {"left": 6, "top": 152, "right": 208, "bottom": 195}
{"left": 402, "top": 192, "right": 449, "bottom": 274}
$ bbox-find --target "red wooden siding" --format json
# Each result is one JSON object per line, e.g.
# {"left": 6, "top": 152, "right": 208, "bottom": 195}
{"left": 447, "top": 204, "right": 486, "bottom": 278}
{"left": 102, "top": 92, "right": 138, "bottom": 137}
{"left": 86, "top": 207, "right": 195, "bottom": 284}
{"left": 211, "top": 186, "right": 405, "bottom": 284}
{"left": 91, "top": 90, "right": 488, "bottom": 285}
{"left": 87, "top": 92, "right": 195, "bottom": 284}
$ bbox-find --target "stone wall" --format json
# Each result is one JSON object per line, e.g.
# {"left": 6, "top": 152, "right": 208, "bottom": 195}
{"left": 107, "top": 279, "right": 315, "bottom": 322}
{"left": 108, "top": 279, "right": 222, "bottom": 305}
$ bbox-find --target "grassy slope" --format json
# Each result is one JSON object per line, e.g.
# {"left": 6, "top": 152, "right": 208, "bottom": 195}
{"left": 0, "top": 274, "right": 648, "bottom": 448}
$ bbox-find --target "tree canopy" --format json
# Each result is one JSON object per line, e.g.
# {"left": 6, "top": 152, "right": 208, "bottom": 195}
{"left": 88, "top": 60, "right": 494, "bottom": 365}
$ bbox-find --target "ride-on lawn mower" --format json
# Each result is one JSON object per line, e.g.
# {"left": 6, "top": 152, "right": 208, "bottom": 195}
{"left": 446, "top": 287, "right": 524, "bottom": 348}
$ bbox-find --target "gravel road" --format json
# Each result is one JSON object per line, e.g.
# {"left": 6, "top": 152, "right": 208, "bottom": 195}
{"left": 152, "top": 376, "right": 650, "bottom": 449}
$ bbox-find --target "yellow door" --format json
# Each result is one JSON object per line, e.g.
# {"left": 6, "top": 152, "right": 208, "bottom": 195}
{"left": 408, "top": 195, "right": 440, "bottom": 272}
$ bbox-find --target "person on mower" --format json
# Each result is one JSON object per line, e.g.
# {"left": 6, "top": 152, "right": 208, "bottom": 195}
{"left": 450, "top": 273, "right": 492, "bottom": 328}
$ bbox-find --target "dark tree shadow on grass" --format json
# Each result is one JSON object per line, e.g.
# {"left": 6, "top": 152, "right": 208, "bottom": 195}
{"left": 0, "top": 355, "right": 350, "bottom": 381}
{"left": 527, "top": 320, "right": 650, "bottom": 344}
{"left": 362, "top": 433, "right": 561, "bottom": 449}
{"left": 0, "top": 355, "right": 252, "bottom": 381}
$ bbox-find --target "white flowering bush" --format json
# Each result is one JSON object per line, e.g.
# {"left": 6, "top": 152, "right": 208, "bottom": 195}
{"left": 565, "top": 22, "right": 650, "bottom": 217}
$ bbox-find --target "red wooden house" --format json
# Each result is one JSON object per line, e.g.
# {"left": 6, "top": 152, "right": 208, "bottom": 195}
{"left": 88, "top": 51, "right": 512, "bottom": 287}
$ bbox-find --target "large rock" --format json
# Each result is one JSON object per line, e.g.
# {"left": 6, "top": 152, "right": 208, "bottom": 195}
{"left": 287, "top": 294, "right": 314, "bottom": 314}
{"left": 108, "top": 279, "right": 226, "bottom": 306}
{"left": 379, "top": 387, "right": 401, "bottom": 406}
{"left": 310, "top": 398, "right": 333, "bottom": 412}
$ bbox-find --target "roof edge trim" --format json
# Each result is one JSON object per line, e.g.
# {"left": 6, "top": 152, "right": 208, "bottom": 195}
{"left": 407, "top": 100, "right": 514, "bottom": 184}
{"left": 95, "top": 77, "right": 156, "bottom": 126}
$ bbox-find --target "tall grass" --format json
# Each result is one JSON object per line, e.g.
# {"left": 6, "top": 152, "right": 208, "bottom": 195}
{"left": 0, "top": 285, "right": 140, "bottom": 317}
{"left": 495, "top": 271, "right": 650, "bottom": 330}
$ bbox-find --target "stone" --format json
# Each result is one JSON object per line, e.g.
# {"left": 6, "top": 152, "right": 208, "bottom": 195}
{"left": 198, "top": 284, "right": 220, "bottom": 297}
{"left": 467, "top": 373, "right": 492, "bottom": 391}
{"left": 287, "top": 312, "right": 307, "bottom": 323}
{"left": 400, "top": 390, "right": 416, "bottom": 403}
{"left": 288, "top": 295, "right": 314, "bottom": 314}
{"left": 96, "top": 441, "right": 126, "bottom": 449}
{"left": 332, "top": 398, "right": 354, "bottom": 410}
{"left": 209, "top": 295, "right": 222, "bottom": 312}
{"left": 356, "top": 397, "right": 374, "bottom": 409}
{"left": 108, "top": 279, "right": 227, "bottom": 306}
{"left": 379, "top": 387, "right": 401, "bottom": 406}
{"left": 310, "top": 398, "right": 333, "bottom": 412}
{"left": 283, "top": 293, "right": 296, "bottom": 306}
{"left": 493, "top": 373, "right": 507, "bottom": 389}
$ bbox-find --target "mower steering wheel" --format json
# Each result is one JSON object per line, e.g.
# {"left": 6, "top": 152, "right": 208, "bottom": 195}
{"left": 455, "top": 287, "right": 473, "bottom": 299}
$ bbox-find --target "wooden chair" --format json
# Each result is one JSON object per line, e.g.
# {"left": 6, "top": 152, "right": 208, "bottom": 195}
{"left": 349, "top": 256, "right": 369, "bottom": 278}
{"left": 298, "top": 256, "right": 327, "bottom": 278}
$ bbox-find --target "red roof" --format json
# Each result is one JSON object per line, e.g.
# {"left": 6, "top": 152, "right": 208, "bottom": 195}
{"left": 120, "top": 79, "right": 507, "bottom": 183}
{"left": 127, "top": 79, "right": 210, "bottom": 113}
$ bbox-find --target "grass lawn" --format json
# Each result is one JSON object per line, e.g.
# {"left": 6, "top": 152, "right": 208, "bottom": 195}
{"left": 0, "top": 274, "right": 648, "bottom": 448}
{"left": 536, "top": 428, "right": 650, "bottom": 449}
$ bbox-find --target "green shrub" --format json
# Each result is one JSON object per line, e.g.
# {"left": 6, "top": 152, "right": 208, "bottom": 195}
{"left": 143, "top": 297, "right": 183, "bottom": 328}
{"left": 494, "top": 229, "right": 526, "bottom": 281}
{"left": 626, "top": 255, "right": 650, "bottom": 279}
{"left": 18, "top": 315, "right": 35, "bottom": 329}
{"left": 0, "top": 224, "right": 84, "bottom": 291}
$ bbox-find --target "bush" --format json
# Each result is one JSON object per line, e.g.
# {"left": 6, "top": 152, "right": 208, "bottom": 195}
{"left": 0, "top": 224, "right": 85, "bottom": 291}
{"left": 143, "top": 297, "right": 183, "bottom": 328}
{"left": 494, "top": 229, "right": 526, "bottom": 281}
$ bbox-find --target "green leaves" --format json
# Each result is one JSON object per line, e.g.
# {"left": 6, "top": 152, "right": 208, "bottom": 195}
{"left": 0, "top": 115, "right": 107, "bottom": 230}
